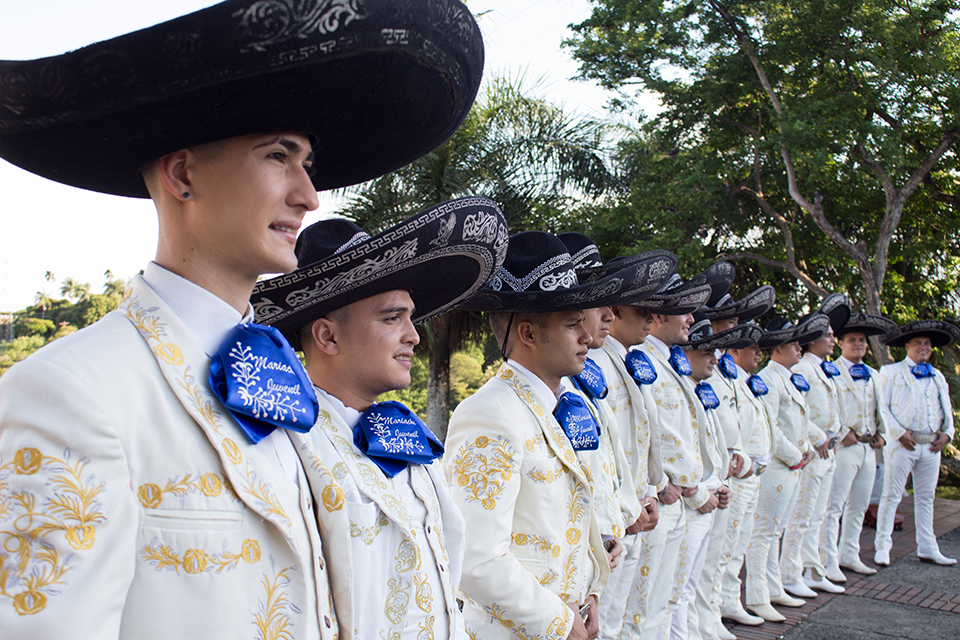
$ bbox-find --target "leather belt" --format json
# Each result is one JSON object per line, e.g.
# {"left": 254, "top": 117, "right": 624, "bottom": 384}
{"left": 856, "top": 433, "right": 875, "bottom": 444}
{"left": 753, "top": 463, "right": 767, "bottom": 477}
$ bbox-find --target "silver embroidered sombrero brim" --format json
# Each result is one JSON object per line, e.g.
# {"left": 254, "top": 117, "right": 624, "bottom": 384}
{"left": 758, "top": 314, "right": 830, "bottom": 350}
{"left": 640, "top": 261, "right": 735, "bottom": 315}
{"left": 253, "top": 196, "right": 508, "bottom": 348}
{"left": 701, "top": 285, "right": 776, "bottom": 322}
{"left": 685, "top": 316, "right": 764, "bottom": 351}
{"left": 814, "top": 293, "right": 851, "bottom": 333}
{"left": 882, "top": 319, "right": 960, "bottom": 349}
{"left": 836, "top": 312, "right": 897, "bottom": 338}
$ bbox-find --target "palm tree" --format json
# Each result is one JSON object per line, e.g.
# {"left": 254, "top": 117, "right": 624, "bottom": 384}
{"left": 34, "top": 291, "right": 52, "bottom": 320}
{"left": 60, "top": 277, "right": 91, "bottom": 302}
{"left": 336, "top": 76, "right": 613, "bottom": 438}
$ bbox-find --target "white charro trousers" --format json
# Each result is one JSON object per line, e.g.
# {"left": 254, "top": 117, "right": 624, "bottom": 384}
{"left": 875, "top": 443, "right": 943, "bottom": 558}
{"left": 599, "top": 532, "right": 642, "bottom": 640}
{"left": 718, "top": 474, "right": 761, "bottom": 611}
{"left": 745, "top": 461, "right": 802, "bottom": 606}
{"left": 820, "top": 442, "right": 876, "bottom": 569}
{"left": 689, "top": 502, "right": 730, "bottom": 640}
{"left": 781, "top": 453, "right": 836, "bottom": 583}
{"left": 658, "top": 508, "right": 716, "bottom": 640}
{"left": 619, "top": 500, "right": 687, "bottom": 640}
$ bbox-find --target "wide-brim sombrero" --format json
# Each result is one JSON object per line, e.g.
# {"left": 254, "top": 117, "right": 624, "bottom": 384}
{"left": 685, "top": 314, "right": 764, "bottom": 351}
{"left": 701, "top": 285, "right": 776, "bottom": 322}
{"left": 882, "top": 319, "right": 960, "bottom": 349}
{"left": 758, "top": 314, "right": 830, "bottom": 350}
{"left": 459, "top": 231, "right": 676, "bottom": 313}
{"left": 0, "top": 0, "right": 483, "bottom": 198}
{"left": 253, "top": 196, "right": 508, "bottom": 348}
{"left": 557, "top": 232, "right": 678, "bottom": 286}
{"left": 640, "top": 262, "right": 734, "bottom": 315}
{"left": 836, "top": 312, "right": 897, "bottom": 338}
{"left": 813, "top": 293, "right": 851, "bottom": 333}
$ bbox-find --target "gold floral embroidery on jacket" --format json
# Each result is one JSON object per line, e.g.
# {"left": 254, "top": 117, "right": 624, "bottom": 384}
{"left": 350, "top": 512, "right": 389, "bottom": 545}
{"left": 526, "top": 467, "right": 563, "bottom": 484}
{"left": 511, "top": 532, "right": 561, "bottom": 558}
{"left": 384, "top": 576, "right": 411, "bottom": 625}
{"left": 238, "top": 469, "right": 290, "bottom": 528}
{"left": 136, "top": 473, "right": 238, "bottom": 508}
{"left": 413, "top": 572, "right": 434, "bottom": 612}
{"left": 140, "top": 538, "right": 261, "bottom": 573}
{"left": 452, "top": 435, "right": 515, "bottom": 510}
{"left": 417, "top": 615, "right": 436, "bottom": 640}
{"left": 395, "top": 539, "right": 421, "bottom": 573}
{"left": 254, "top": 565, "right": 299, "bottom": 640}
{"left": 486, "top": 602, "right": 516, "bottom": 629}
{"left": 0, "top": 448, "right": 105, "bottom": 616}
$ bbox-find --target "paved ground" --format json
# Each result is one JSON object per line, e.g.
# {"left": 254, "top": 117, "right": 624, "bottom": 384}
{"left": 723, "top": 494, "right": 960, "bottom": 640}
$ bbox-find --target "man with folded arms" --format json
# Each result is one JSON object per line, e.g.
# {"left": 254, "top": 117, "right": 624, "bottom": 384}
{"left": 744, "top": 315, "right": 827, "bottom": 621}
{"left": 781, "top": 295, "right": 850, "bottom": 598}
{"left": 820, "top": 313, "right": 895, "bottom": 581}
{"left": 255, "top": 201, "right": 507, "bottom": 639}
{"left": 874, "top": 320, "right": 960, "bottom": 566}
{"left": 446, "top": 231, "right": 670, "bottom": 640}
{"left": 0, "top": 1, "right": 484, "bottom": 637}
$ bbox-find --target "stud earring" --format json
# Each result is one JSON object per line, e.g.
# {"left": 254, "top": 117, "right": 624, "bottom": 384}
{"left": 182, "top": 191, "right": 190, "bottom": 198}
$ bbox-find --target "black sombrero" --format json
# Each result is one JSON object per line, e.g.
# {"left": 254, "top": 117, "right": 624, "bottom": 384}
{"left": 253, "top": 196, "right": 508, "bottom": 348}
{"left": 460, "top": 231, "right": 673, "bottom": 313}
{"left": 641, "top": 262, "right": 734, "bottom": 315}
{"left": 557, "top": 232, "right": 678, "bottom": 286}
{"left": 0, "top": 0, "right": 483, "bottom": 198}
{"left": 758, "top": 314, "right": 830, "bottom": 350}
{"left": 811, "top": 293, "right": 851, "bottom": 333}
{"left": 685, "top": 311, "right": 764, "bottom": 351}
{"left": 881, "top": 319, "right": 960, "bottom": 349}
{"left": 700, "top": 285, "right": 776, "bottom": 322}
{"left": 836, "top": 312, "right": 897, "bottom": 338}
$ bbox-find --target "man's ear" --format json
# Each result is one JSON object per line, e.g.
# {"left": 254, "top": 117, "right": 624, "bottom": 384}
{"left": 309, "top": 318, "right": 341, "bottom": 356}
{"left": 516, "top": 320, "right": 539, "bottom": 350}
{"left": 610, "top": 305, "right": 623, "bottom": 319}
{"left": 156, "top": 148, "right": 193, "bottom": 203}
{"left": 652, "top": 313, "right": 666, "bottom": 326}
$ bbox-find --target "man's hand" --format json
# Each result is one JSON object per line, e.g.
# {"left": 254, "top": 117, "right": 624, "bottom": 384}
{"left": 680, "top": 485, "right": 699, "bottom": 498}
{"left": 567, "top": 595, "right": 599, "bottom": 640}
{"left": 716, "top": 485, "right": 732, "bottom": 509}
{"left": 728, "top": 453, "right": 744, "bottom": 479}
{"left": 659, "top": 481, "right": 682, "bottom": 505}
{"left": 840, "top": 430, "right": 857, "bottom": 447}
{"left": 604, "top": 537, "right": 623, "bottom": 570}
{"left": 697, "top": 490, "right": 719, "bottom": 514}
{"left": 792, "top": 449, "right": 815, "bottom": 470}
{"left": 931, "top": 432, "right": 950, "bottom": 454}
{"left": 899, "top": 432, "right": 916, "bottom": 451}
{"left": 643, "top": 497, "right": 659, "bottom": 531}
{"left": 870, "top": 434, "right": 886, "bottom": 449}
{"left": 816, "top": 441, "right": 830, "bottom": 459}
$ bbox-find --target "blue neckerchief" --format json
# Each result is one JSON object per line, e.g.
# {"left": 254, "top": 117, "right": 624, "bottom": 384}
{"left": 717, "top": 353, "right": 738, "bottom": 379}
{"left": 695, "top": 382, "right": 720, "bottom": 410}
{"left": 849, "top": 362, "right": 871, "bottom": 381}
{"left": 554, "top": 392, "right": 600, "bottom": 451}
{"left": 354, "top": 401, "right": 444, "bottom": 478}
{"left": 625, "top": 349, "right": 658, "bottom": 386}
{"left": 747, "top": 374, "right": 768, "bottom": 397}
{"left": 912, "top": 362, "right": 935, "bottom": 379}
{"left": 820, "top": 360, "right": 841, "bottom": 378}
{"left": 209, "top": 323, "right": 318, "bottom": 444}
{"left": 791, "top": 372, "right": 810, "bottom": 392}
{"left": 573, "top": 357, "right": 608, "bottom": 402}
{"left": 669, "top": 344, "right": 693, "bottom": 376}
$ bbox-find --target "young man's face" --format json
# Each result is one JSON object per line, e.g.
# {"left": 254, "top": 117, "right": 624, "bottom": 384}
{"left": 188, "top": 132, "right": 319, "bottom": 280}
{"left": 806, "top": 326, "right": 835, "bottom": 359}
{"left": 773, "top": 341, "right": 802, "bottom": 369}
{"left": 610, "top": 305, "right": 654, "bottom": 347}
{"left": 652, "top": 312, "right": 693, "bottom": 346}
{"left": 531, "top": 310, "right": 592, "bottom": 381}
{"left": 839, "top": 332, "right": 868, "bottom": 363}
{"left": 730, "top": 343, "right": 762, "bottom": 372}
{"left": 687, "top": 348, "right": 717, "bottom": 382}
{"left": 324, "top": 289, "right": 420, "bottom": 402}
{"left": 905, "top": 336, "right": 933, "bottom": 363}
{"left": 711, "top": 317, "right": 738, "bottom": 333}
{"left": 582, "top": 306, "right": 614, "bottom": 350}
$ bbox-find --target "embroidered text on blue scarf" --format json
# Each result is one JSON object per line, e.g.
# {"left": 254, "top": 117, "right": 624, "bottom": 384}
{"left": 695, "top": 382, "right": 720, "bottom": 410}
{"left": 209, "top": 323, "right": 318, "bottom": 444}
{"left": 820, "top": 360, "right": 841, "bottom": 378}
{"left": 574, "top": 357, "right": 608, "bottom": 402}
{"left": 354, "top": 401, "right": 444, "bottom": 478}
{"left": 717, "top": 353, "right": 738, "bottom": 379}
{"left": 669, "top": 344, "right": 693, "bottom": 376}
{"left": 747, "top": 374, "right": 769, "bottom": 396}
{"left": 849, "top": 363, "right": 871, "bottom": 381}
{"left": 554, "top": 392, "right": 600, "bottom": 451}
{"left": 625, "top": 349, "right": 658, "bottom": 386}
{"left": 791, "top": 372, "right": 810, "bottom": 392}
{"left": 912, "top": 362, "right": 935, "bottom": 379}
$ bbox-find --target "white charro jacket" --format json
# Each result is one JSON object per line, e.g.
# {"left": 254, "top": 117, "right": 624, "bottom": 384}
{"left": 730, "top": 364, "right": 774, "bottom": 462}
{"left": 793, "top": 353, "right": 839, "bottom": 446}
{"left": 833, "top": 358, "right": 885, "bottom": 439}
{"left": 877, "top": 358, "right": 953, "bottom": 445}
{"left": 758, "top": 361, "right": 813, "bottom": 468}
{"left": 0, "top": 276, "right": 339, "bottom": 640}
{"left": 443, "top": 362, "right": 608, "bottom": 640}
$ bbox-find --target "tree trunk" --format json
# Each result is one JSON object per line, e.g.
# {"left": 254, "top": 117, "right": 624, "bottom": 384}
{"left": 425, "top": 314, "right": 453, "bottom": 442}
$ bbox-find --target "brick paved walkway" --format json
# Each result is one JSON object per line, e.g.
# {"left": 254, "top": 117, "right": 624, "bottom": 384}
{"left": 723, "top": 494, "right": 960, "bottom": 639}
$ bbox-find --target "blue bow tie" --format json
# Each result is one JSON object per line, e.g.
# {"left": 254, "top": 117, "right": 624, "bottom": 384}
{"left": 574, "top": 357, "right": 609, "bottom": 402}
{"left": 669, "top": 344, "right": 692, "bottom": 376}
{"left": 717, "top": 353, "right": 738, "bottom": 379}
{"left": 625, "top": 349, "right": 658, "bottom": 386}
{"left": 821, "top": 360, "right": 841, "bottom": 378}
{"left": 695, "top": 382, "right": 720, "bottom": 410}
{"left": 791, "top": 372, "right": 810, "bottom": 392}
{"left": 554, "top": 392, "right": 600, "bottom": 451}
{"left": 354, "top": 401, "right": 444, "bottom": 478}
{"left": 747, "top": 374, "right": 768, "bottom": 396}
{"left": 849, "top": 363, "right": 871, "bottom": 381}
{"left": 912, "top": 362, "right": 935, "bottom": 379}
{"left": 209, "top": 323, "right": 318, "bottom": 444}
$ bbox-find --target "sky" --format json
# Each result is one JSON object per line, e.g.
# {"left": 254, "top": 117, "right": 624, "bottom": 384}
{"left": 0, "top": 0, "right": 653, "bottom": 312}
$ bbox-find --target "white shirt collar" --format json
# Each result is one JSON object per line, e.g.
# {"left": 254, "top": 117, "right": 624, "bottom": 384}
{"left": 769, "top": 360, "right": 792, "bottom": 376}
{"left": 905, "top": 356, "right": 920, "bottom": 367}
{"left": 314, "top": 386, "right": 363, "bottom": 429}
{"left": 603, "top": 335, "right": 628, "bottom": 359}
{"left": 645, "top": 334, "right": 671, "bottom": 361}
{"left": 142, "top": 262, "right": 253, "bottom": 356}
{"left": 507, "top": 359, "right": 560, "bottom": 414}
{"left": 839, "top": 356, "right": 860, "bottom": 370}
{"left": 804, "top": 352, "right": 824, "bottom": 364}
{"left": 736, "top": 363, "right": 752, "bottom": 378}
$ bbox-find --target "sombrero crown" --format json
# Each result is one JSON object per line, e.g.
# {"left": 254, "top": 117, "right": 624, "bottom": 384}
{"left": 685, "top": 311, "right": 763, "bottom": 351}
{"left": 836, "top": 312, "right": 897, "bottom": 338}
{"left": 882, "top": 319, "right": 960, "bottom": 349}
{"left": 558, "top": 232, "right": 678, "bottom": 287}
{"left": 758, "top": 314, "right": 830, "bottom": 350}
{"left": 641, "top": 261, "right": 734, "bottom": 315}
{"left": 701, "top": 285, "right": 776, "bottom": 322}
{"left": 0, "top": 0, "right": 484, "bottom": 197}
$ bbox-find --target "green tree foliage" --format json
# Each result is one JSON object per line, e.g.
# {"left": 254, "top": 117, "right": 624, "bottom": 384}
{"left": 0, "top": 335, "right": 45, "bottom": 376}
